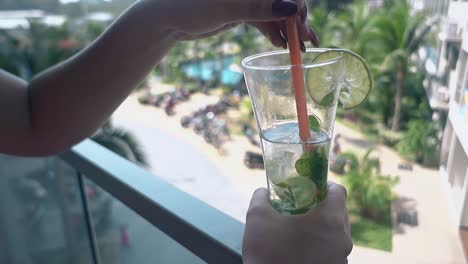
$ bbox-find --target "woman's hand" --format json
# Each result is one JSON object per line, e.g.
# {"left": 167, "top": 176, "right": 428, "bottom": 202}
{"left": 148, "top": 0, "right": 318, "bottom": 49}
{"left": 243, "top": 182, "right": 352, "bottom": 264}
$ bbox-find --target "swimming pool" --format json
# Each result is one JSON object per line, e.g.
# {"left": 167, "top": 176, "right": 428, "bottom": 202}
{"left": 181, "top": 56, "right": 243, "bottom": 86}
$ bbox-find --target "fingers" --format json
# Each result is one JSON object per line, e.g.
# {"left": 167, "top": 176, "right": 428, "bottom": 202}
{"left": 296, "top": 15, "right": 319, "bottom": 48}
{"left": 226, "top": 0, "right": 298, "bottom": 22}
{"left": 313, "top": 181, "right": 347, "bottom": 215}
{"left": 310, "top": 28, "right": 319, "bottom": 47}
{"left": 278, "top": 12, "right": 318, "bottom": 50}
{"left": 248, "top": 188, "right": 271, "bottom": 210}
{"left": 246, "top": 187, "right": 279, "bottom": 217}
{"left": 251, "top": 22, "right": 287, "bottom": 48}
{"left": 327, "top": 181, "right": 348, "bottom": 206}
{"left": 300, "top": 4, "right": 308, "bottom": 24}
{"left": 292, "top": 1, "right": 319, "bottom": 48}
{"left": 243, "top": 0, "right": 318, "bottom": 49}
{"left": 321, "top": 182, "right": 353, "bottom": 259}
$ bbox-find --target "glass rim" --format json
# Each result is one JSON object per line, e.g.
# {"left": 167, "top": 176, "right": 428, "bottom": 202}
{"left": 242, "top": 48, "right": 343, "bottom": 71}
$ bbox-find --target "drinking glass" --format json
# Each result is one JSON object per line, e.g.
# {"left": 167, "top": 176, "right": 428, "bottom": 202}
{"left": 242, "top": 49, "right": 343, "bottom": 214}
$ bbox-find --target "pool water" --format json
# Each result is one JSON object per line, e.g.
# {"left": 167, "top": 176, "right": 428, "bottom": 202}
{"left": 181, "top": 56, "right": 243, "bottom": 85}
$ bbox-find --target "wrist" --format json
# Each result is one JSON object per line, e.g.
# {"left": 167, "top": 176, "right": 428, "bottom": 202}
{"left": 134, "top": 0, "right": 179, "bottom": 45}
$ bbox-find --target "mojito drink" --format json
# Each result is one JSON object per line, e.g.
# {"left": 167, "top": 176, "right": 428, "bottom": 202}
{"left": 262, "top": 123, "right": 329, "bottom": 214}
{"left": 243, "top": 49, "right": 372, "bottom": 214}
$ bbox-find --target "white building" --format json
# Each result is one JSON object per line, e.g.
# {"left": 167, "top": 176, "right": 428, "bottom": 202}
{"left": 422, "top": 0, "right": 468, "bottom": 228}
{"left": 0, "top": 10, "right": 66, "bottom": 30}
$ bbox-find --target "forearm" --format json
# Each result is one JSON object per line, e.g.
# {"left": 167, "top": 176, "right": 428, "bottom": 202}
{"left": 24, "top": 1, "right": 175, "bottom": 155}
{"left": 1, "top": 0, "right": 311, "bottom": 156}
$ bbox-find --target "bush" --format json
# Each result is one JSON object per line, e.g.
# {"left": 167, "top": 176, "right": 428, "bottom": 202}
{"left": 220, "top": 85, "right": 232, "bottom": 96}
{"left": 379, "top": 128, "right": 403, "bottom": 147}
{"left": 342, "top": 149, "right": 398, "bottom": 222}
{"left": 330, "top": 154, "right": 347, "bottom": 174}
{"left": 397, "top": 120, "right": 438, "bottom": 164}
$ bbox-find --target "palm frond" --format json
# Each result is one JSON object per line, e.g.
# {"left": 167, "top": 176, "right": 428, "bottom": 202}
{"left": 92, "top": 125, "right": 149, "bottom": 167}
{"left": 370, "top": 16, "right": 398, "bottom": 51}
{"left": 407, "top": 17, "right": 438, "bottom": 54}
{"left": 379, "top": 49, "right": 408, "bottom": 73}
{"left": 106, "top": 128, "right": 148, "bottom": 166}
{"left": 403, "top": 13, "right": 425, "bottom": 49}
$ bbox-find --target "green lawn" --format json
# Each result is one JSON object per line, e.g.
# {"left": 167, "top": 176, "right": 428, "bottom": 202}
{"left": 350, "top": 210, "right": 393, "bottom": 251}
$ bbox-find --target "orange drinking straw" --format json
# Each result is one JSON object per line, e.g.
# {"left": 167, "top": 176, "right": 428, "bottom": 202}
{"left": 286, "top": 17, "right": 311, "bottom": 142}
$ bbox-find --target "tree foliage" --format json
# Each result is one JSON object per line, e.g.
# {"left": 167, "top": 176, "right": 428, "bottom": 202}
{"left": 341, "top": 149, "right": 398, "bottom": 222}
{"left": 0, "top": 21, "right": 84, "bottom": 80}
{"left": 92, "top": 121, "right": 149, "bottom": 167}
{"left": 397, "top": 120, "right": 438, "bottom": 164}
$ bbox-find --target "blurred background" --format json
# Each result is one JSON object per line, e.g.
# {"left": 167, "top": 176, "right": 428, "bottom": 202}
{"left": 0, "top": 0, "right": 467, "bottom": 263}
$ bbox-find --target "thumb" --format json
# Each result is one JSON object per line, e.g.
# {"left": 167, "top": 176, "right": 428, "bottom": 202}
{"left": 226, "top": 0, "right": 298, "bottom": 22}
{"left": 248, "top": 188, "right": 271, "bottom": 210}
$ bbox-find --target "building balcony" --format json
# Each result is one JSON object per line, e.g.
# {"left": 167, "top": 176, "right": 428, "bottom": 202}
{"left": 438, "top": 1, "right": 468, "bottom": 43}
{"left": 419, "top": 46, "right": 450, "bottom": 111}
{"left": 423, "top": 78, "right": 450, "bottom": 111}
{"left": 439, "top": 19, "right": 462, "bottom": 43}
{"left": 448, "top": 102, "right": 468, "bottom": 156}
{"left": 0, "top": 140, "right": 243, "bottom": 264}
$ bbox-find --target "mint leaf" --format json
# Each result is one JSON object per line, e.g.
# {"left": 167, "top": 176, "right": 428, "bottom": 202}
{"left": 308, "top": 115, "right": 321, "bottom": 132}
{"left": 275, "top": 182, "right": 288, "bottom": 188}
{"left": 296, "top": 147, "right": 329, "bottom": 188}
{"left": 295, "top": 158, "right": 313, "bottom": 176}
{"left": 320, "top": 91, "right": 335, "bottom": 107}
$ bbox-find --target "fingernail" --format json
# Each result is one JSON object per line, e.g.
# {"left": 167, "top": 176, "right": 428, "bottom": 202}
{"left": 272, "top": 0, "right": 298, "bottom": 17}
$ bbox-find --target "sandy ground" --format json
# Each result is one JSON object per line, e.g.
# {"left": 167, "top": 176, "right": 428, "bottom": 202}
{"left": 112, "top": 90, "right": 465, "bottom": 264}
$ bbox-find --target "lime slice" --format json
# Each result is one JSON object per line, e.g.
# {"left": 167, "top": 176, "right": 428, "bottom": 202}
{"left": 274, "top": 176, "right": 317, "bottom": 210}
{"left": 306, "top": 49, "right": 372, "bottom": 109}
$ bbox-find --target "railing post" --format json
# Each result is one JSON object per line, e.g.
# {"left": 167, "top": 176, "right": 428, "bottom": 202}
{"left": 77, "top": 171, "right": 101, "bottom": 264}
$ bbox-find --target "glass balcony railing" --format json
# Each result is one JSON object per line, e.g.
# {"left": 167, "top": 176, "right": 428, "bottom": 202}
{"left": 0, "top": 139, "right": 243, "bottom": 264}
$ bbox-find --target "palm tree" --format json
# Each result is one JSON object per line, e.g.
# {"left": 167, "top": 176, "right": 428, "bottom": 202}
{"left": 324, "top": 0, "right": 374, "bottom": 57}
{"left": 91, "top": 120, "right": 149, "bottom": 167}
{"left": 0, "top": 29, "right": 34, "bottom": 79}
{"left": 370, "top": 1, "right": 436, "bottom": 131}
